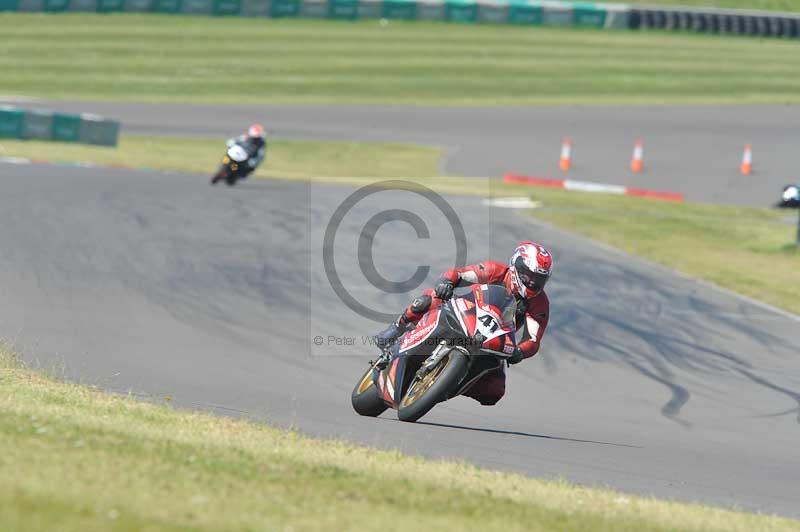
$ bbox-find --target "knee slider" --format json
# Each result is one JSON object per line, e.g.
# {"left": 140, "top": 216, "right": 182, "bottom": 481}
{"left": 479, "top": 397, "right": 501, "bottom": 406}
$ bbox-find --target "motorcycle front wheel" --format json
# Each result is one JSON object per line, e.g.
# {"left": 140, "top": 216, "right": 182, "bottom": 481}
{"left": 397, "top": 349, "right": 468, "bottom": 423}
{"left": 351, "top": 367, "right": 389, "bottom": 417}
{"left": 211, "top": 164, "right": 229, "bottom": 185}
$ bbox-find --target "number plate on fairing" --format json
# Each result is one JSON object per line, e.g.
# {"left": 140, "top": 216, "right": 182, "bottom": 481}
{"left": 474, "top": 285, "right": 515, "bottom": 341}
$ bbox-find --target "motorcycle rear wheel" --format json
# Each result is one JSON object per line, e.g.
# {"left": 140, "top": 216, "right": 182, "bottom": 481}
{"left": 397, "top": 349, "right": 468, "bottom": 423}
{"left": 351, "top": 367, "right": 389, "bottom": 417}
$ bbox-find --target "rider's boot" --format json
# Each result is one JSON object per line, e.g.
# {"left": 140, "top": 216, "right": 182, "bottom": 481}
{"left": 373, "top": 316, "right": 410, "bottom": 350}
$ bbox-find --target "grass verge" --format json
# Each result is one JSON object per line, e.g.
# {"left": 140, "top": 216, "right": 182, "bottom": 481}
{"left": 2, "top": 134, "right": 798, "bottom": 314}
{"left": 0, "top": 135, "right": 443, "bottom": 179}
{"left": 2, "top": 14, "right": 800, "bottom": 105}
{"left": 1, "top": 346, "right": 798, "bottom": 531}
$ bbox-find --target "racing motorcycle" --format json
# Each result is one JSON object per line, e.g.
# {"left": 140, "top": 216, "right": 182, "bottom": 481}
{"left": 211, "top": 144, "right": 250, "bottom": 186}
{"left": 351, "top": 284, "right": 518, "bottom": 423}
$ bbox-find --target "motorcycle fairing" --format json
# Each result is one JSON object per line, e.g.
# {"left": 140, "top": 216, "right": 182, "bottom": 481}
{"left": 378, "top": 308, "right": 445, "bottom": 407}
{"left": 373, "top": 284, "right": 519, "bottom": 410}
{"left": 472, "top": 284, "right": 516, "bottom": 341}
{"left": 377, "top": 357, "right": 401, "bottom": 407}
{"left": 398, "top": 308, "right": 442, "bottom": 352}
{"left": 227, "top": 144, "right": 249, "bottom": 163}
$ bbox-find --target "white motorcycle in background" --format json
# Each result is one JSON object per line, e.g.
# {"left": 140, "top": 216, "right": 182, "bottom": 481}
{"left": 211, "top": 144, "right": 251, "bottom": 186}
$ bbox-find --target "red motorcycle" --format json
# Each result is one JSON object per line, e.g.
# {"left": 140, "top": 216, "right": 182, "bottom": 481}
{"left": 351, "top": 284, "right": 518, "bottom": 422}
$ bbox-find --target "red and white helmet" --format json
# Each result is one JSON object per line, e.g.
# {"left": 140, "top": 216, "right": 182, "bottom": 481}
{"left": 247, "top": 123, "right": 265, "bottom": 139}
{"left": 508, "top": 241, "right": 553, "bottom": 298}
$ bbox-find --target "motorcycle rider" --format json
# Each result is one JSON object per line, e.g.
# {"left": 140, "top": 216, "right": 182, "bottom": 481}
{"left": 221, "top": 123, "right": 267, "bottom": 180}
{"left": 374, "top": 241, "right": 552, "bottom": 406}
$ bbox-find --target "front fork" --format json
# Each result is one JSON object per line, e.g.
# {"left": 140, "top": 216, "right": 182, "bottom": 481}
{"left": 369, "top": 348, "right": 392, "bottom": 371}
{"left": 414, "top": 341, "right": 455, "bottom": 380}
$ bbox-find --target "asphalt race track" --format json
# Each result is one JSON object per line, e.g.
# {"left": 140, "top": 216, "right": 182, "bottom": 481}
{"left": 1, "top": 160, "right": 799, "bottom": 516}
{"left": 5, "top": 99, "right": 800, "bottom": 206}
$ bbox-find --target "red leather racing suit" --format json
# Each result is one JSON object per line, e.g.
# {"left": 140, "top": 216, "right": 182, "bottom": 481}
{"left": 399, "top": 261, "right": 550, "bottom": 405}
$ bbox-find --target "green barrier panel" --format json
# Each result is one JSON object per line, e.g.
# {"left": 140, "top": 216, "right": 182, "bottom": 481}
{"left": 0, "top": 108, "right": 24, "bottom": 139}
{"left": 573, "top": 2, "right": 605, "bottom": 26}
{"left": 18, "top": 0, "right": 44, "bottom": 9}
{"left": 182, "top": 0, "right": 242, "bottom": 16}
{"left": 300, "top": 0, "right": 326, "bottom": 16}
{"left": 357, "top": 0, "right": 381, "bottom": 18}
{"left": 213, "top": 0, "right": 240, "bottom": 14}
{"left": 417, "top": 0, "right": 445, "bottom": 20}
{"left": 328, "top": 0, "right": 356, "bottom": 19}
{"left": 153, "top": 0, "right": 182, "bottom": 12}
{"left": 0, "top": 0, "right": 20, "bottom": 11}
{"left": 542, "top": 1, "right": 572, "bottom": 24}
{"left": 446, "top": 0, "right": 476, "bottom": 21}
{"left": 240, "top": 0, "right": 269, "bottom": 15}
{"left": 23, "top": 110, "right": 54, "bottom": 140}
{"left": 52, "top": 113, "right": 81, "bottom": 143}
{"left": 124, "top": 0, "right": 152, "bottom": 10}
{"left": 97, "top": 0, "right": 125, "bottom": 11}
{"left": 68, "top": 0, "right": 97, "bottom": 10}
{"left": 44, "top": 0, "right": 70, "bottom": 11}
{"left": 182, "top": 0, "right": 211, "bottom": 12}
{"left": 271, "top": 0, "right": 298, "bottom": 16}
{"left": 382, "top": 0, "right": 416, "bottom": 19}
{"left": 508, "top": 0, "right": 542, "bottom": 23}
{"left": 78, "top": 115, "right": 120, "bottom": 147}
{"left": 478, "top": 1, "right": 509, "bottom": 23}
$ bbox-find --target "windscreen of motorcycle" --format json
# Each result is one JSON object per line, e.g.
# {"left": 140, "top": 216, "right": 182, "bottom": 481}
{"left": 456, "top": 284, "right": 516, "bottom": 341}
{"left": 227, "top": 145, "right": 249, "bottom": 163}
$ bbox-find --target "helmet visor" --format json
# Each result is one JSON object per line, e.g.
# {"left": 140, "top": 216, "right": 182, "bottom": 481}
{"left": 514, "top": 256, "right": 549, "bottom": 294}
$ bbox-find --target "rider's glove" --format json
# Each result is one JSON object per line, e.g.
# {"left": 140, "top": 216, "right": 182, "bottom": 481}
{"left": 507, "top": 348, "right": 525, "bottom": 366}
{"left": 434, "top": 279, "right": 455, "bottom": 300}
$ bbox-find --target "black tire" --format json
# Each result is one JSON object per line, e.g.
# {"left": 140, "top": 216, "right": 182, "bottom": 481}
{"left": 397, "top": 350, "right": 469, "bottom": 423}
{"left": 351, "top": 367, "right": 389, "bottom": 417}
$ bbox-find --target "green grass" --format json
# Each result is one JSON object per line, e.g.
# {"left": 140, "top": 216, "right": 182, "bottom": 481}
{"left": 2, "top": 134, "right": 798, "bottom": 314}
{"left": 0, "top": 135, "right": 443, "bottom": 179}
{"left": 1, "top": 347, "right": 798, "bottom": 532}
{"left": 524, "top": 188, "right": 800, "bottom": 313}
{"left": 2, "top": 14, "right": 800, "bottom": 105}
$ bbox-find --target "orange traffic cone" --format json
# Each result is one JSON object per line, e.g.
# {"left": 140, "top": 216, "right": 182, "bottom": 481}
{"left": 740, "top": 144, "right": 753, "bottom": 175}
{"left": 559, "top": 137, "right": 572, "bottom": 172}
{"left": 630, "top": 139, "right": 644, "bottom": 173}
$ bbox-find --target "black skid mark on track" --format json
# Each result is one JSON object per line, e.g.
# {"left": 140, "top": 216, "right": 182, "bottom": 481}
{"left": 577, "top": 328, "right": 692, "bottom": 427}
{"left": 737, "top": 369, "right": 800, "bottom": 424}
{"left": 626, "top": 359, "right": 691, "bottom": 427}
{"left": 540, "top": 249, "right": 800, "bottom": 425}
